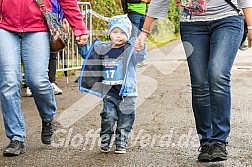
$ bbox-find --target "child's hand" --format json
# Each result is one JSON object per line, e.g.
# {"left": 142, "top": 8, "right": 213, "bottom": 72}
{"left": 134, "top": 32, "right": 147, "bottom": 51}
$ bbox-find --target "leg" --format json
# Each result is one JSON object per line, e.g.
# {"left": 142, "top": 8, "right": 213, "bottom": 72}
{"left": 49, "top": 52, "right": 63, "bottom": 95}
{"left": 48, "top": 52, "right": 58, "bottom": 83}
{"left": 22, "top": 32, "right": 56, "bottom": 122}
{"left": 208, "top": 15, "right": 243, "bottom": 143}
{"left": 128, "top": 13, "right": 142, "bottom": 39}
{"left": 115, "top": 96, "right": 136, "bottom": 148}
{"left": 0, "top": 29, "right": 25, "bottom": 142}
{"left": 100, "top": 96, "right": 118, "bottom": 151}
{"left": 180, "top": 21, "right": 211, "bottom": 145}
{"left": 0, "top": 29, "right": 26, "bottom": 156}
{"left": 21, "top": 32, "right": 56, "bottom": 144}
{"left": 128, "top": 13, "right": 147, "bottom": 67}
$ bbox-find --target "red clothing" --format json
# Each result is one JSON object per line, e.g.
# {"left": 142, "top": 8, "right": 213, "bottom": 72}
{"left": 0, "top": 0, "right": 88, "bottom": 36}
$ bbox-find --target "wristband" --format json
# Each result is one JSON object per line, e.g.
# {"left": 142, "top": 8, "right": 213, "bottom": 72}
{"left": 141, "top": 28, "right": 151, "bottom": 34}
{"left": 248, "top": 26, "right": 252, "bottom": 30}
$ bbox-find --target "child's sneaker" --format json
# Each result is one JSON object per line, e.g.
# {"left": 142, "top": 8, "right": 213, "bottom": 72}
{"left": 100, "top": 146, "right": 110, "bottom": 153}
{"left": 114, "top": 146, "right": 126, "bottom": 154}
{"left": 99, "top": 143, "right": 110, "bottom": 153}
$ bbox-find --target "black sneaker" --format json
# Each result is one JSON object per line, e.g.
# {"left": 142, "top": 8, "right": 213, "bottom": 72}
{"left": 114, "top": 146, "right": 126, "bottom": 154}
{"left": 211, "top": 142, "right": 228, "bottom": 162}
{"left": 3, "top": 140, "right": 26, "bottom": 156}
{"left": 100, "top": 142, "right": 110, "bottom": 153}
{"left": 41, "top": 120, "right": 55, "bottom": 144}
{"left": 198, "top": 144, "right": 212, "bottom": 162}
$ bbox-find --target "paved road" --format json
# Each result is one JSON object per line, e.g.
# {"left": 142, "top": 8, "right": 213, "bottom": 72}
{"left": 0, "top": 40, "right": 252, "bottom": 167}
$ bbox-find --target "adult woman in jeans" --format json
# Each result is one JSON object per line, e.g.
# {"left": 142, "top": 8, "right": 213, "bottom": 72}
{"left": 0, "top": 0, "right": 88, "bottom": 156}
{"left": 135, "top": 0, "right": 252, "bottom": 162}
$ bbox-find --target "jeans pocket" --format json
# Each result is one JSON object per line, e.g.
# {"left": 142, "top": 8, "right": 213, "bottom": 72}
{"left": 119, "top": 97, "right": 136, "bottom": 115}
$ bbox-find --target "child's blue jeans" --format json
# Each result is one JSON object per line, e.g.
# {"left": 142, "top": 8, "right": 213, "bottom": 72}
{"left": 100, "top": 95, "right": 136, "bottom": 147}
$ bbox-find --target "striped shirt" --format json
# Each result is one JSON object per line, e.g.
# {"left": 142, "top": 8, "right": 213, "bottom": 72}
{"left": 147, "top": 0, "right": 252, "bottom": 22}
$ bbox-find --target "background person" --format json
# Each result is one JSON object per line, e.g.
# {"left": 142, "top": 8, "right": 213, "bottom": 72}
{"left": 48, "top": 0, "right": 70, "bottom": 95}
{"left": 26, "top": 0, "right": 69, "bottom": 97}
{"left": 135, "top": 0, "right": 252, "bottom": 162}
{"left": 122, "top": 0, "right": 150, "bottom": 67}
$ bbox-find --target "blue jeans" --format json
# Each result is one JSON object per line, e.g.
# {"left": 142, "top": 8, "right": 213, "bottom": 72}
{"left": 127, "top": 12, "right": 145, "bottom": 39}
{"left": 180, "top": 15, "right": 243, "bottom": 144}
{"left": 100, "top": 96, "right": 136, "bottom": 147}
{"left": 0, "top": 28, "right": 56, "bottom": 142}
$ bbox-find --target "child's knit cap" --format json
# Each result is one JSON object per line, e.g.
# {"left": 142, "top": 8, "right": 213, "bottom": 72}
{"left": 107, "top": 15, "right": 132, "bottom": 39}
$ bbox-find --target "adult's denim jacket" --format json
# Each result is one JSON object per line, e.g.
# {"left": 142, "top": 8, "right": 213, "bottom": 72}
{"left": 78, "top": 38, "right": 146, "bottom": 98}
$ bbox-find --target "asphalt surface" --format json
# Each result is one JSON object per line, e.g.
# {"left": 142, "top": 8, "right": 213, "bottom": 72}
{"left": 0, "top": 40, "right": 252, "bottom": 167}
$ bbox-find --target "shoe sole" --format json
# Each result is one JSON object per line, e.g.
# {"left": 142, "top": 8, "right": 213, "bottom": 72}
{"left": 3, "top": 147, "right": 26, "bottom": 157}
{"left": 211, "top": 155, "right": 227, "bottom": 162}
{"left": 114, "top": 150, "right": 126, "bottom": 154}
{"left": 42, "top": 140, "right": 52, "bottom": 145}
{"left": 41, "top": 136, "right": 53, "bottom": 145}
{"left": 198, "top": 158, "right": 211, "bottom": 162}
{"left": 3, "top": 152, "right": 20, "bottom": 157}
{"left": 198, "top": 156, "right": 211, "bottom": 162}
{"left": 99, "top": 147, "right": 110, "bottom": 153}
{"left": 198, "top": 154, "right": 211, "bottom": 162}
{"left": 54, "top": 92, "right": 63, "bottom": 95}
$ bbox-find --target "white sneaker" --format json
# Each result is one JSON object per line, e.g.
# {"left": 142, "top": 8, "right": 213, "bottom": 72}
{"left": 51, "top": 83, "right": 63, "bottom": 95}
{"left": 137, "top": 61, "right": 148, "bottom": 68}
{"left": 239, "top": 37, "right": 249, "bottom": 51}
{"left": 26, "top": 87, "right": 33, "bottom": 97}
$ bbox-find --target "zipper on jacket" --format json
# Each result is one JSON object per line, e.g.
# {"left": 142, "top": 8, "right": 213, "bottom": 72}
{"left": 0, "top": 0, "right": 3, "bottom": 23}
{"left": 119, "top": 43, "right": 133, "bottom": 96}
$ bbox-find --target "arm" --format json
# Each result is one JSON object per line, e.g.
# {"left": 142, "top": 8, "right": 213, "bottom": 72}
{"left": 51, "top": 0, "right": 64, "bottom": 21}
{"left": 238, "top": 0, "right": 252, "bottom": 47}
{"left": 58, "top": 0, "right": 89, "bottom": 46}
{"left": 134, "top": 16, "right": 157, "bottom": 51}
{"left": 134, "top": 0, "right": 170, "bottom": 51}
{"left": 242, "top": 8, "right": 252, "bottom": 47}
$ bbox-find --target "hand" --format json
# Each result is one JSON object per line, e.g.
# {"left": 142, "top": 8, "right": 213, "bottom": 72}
{"left": 134, "top": 32, "right": 148, "bottom": 51}
{"left": 62, "top": 18, "right": 69, "bottom": 33}
{"left": 76, "top": 34, "right": 89, "bottom": 46}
